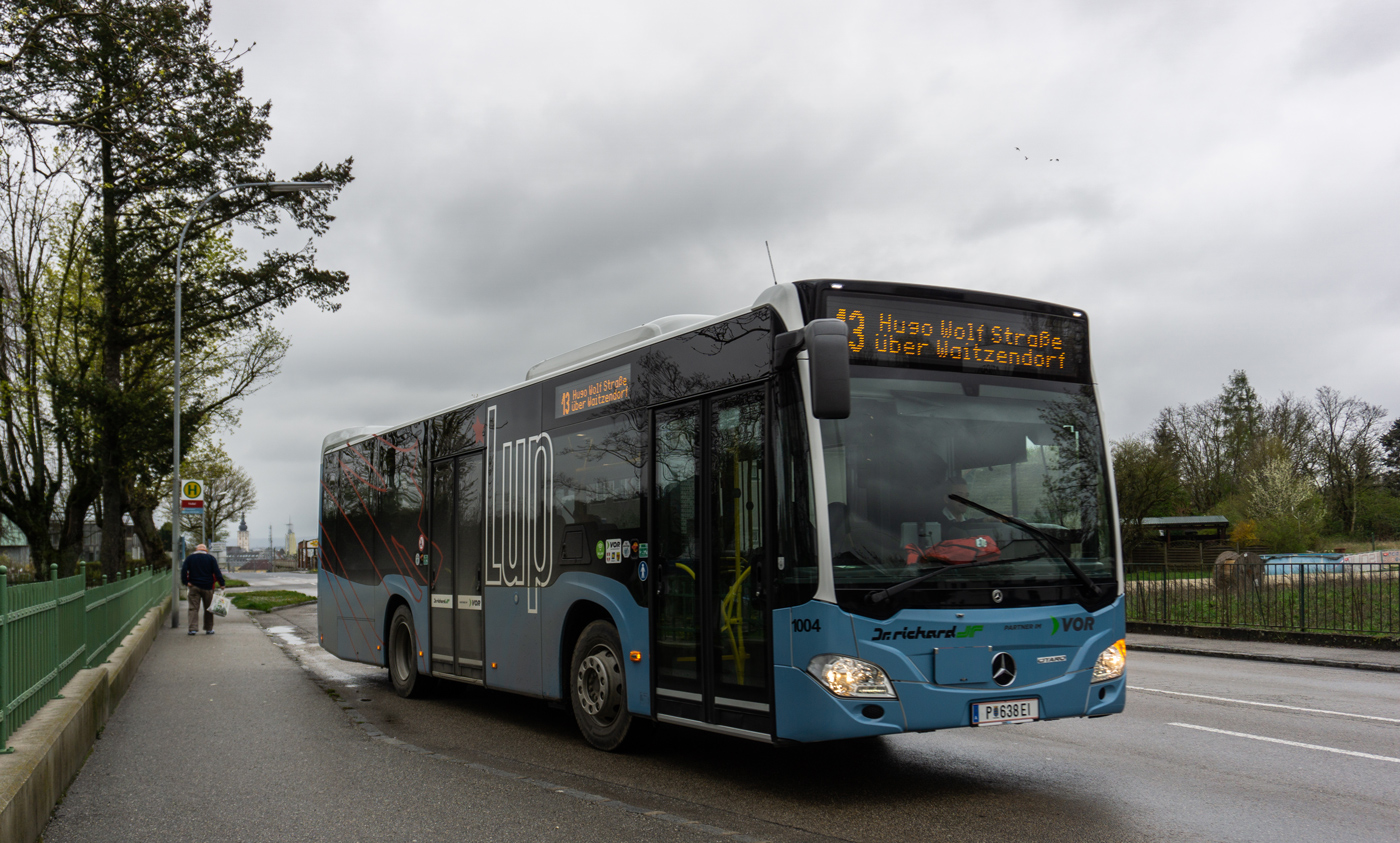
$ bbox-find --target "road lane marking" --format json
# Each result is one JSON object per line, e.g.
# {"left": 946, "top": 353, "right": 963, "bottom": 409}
{"left": 1130, "top": 686, "right": 1400, "bottom": 723}
{"left": 1168, "top": 723, "right": 1400, "bottom": 763}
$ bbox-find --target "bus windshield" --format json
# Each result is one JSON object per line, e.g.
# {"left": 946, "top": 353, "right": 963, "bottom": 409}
{"left": 820, "top": 367, "right": 1117, "bottom": 614}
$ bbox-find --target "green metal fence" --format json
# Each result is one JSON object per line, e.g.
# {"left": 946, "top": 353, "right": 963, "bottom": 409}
{"left": 0, "top": 563, "right": 167, "bottom": 752}
{"left": 1126, "top": 559, "right": 1400, "bottom": 636}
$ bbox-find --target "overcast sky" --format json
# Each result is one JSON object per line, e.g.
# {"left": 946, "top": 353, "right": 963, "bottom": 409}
{"left": 205, "top": 0, "right": 1400, "bottom": 548}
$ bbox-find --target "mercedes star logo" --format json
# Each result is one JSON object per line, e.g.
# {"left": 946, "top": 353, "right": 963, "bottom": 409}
{"left": 992, "top": 652, "right": 1016, "bottom": 686}
{"left": 991, "top": 589, "right": 1003, "bottom": 603}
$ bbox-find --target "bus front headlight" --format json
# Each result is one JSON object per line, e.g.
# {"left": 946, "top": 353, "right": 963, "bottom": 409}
{"left": 1091, "top": 639, "right": 1126, "bottom": 683}
{"left": 807, "top": 654, "right": 897, "bottom": 699}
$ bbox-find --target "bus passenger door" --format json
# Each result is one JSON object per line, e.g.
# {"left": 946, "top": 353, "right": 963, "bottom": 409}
{"left": 653, "top": 388, "right": 772, "bottom": 737}
{"left": 430, "top": 453, "right": 485, "bottom": 683}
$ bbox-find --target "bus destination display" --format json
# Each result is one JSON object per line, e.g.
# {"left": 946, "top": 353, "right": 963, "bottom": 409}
{"left": 556, "top": 365, "right": 631, "bottom": 418}
{"left": 826, "top": 293, "right": 1087, "bottom": 381}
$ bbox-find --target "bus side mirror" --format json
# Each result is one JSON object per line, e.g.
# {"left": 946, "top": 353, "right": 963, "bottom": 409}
{"left": 774, "top": 318, "right": 851, "bottom": 419}
{"left": 804, "top": 319, "right": 850, "bottom": 419}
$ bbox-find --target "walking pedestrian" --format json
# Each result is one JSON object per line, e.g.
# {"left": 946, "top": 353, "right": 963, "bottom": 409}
{"left": 181, "top": 542, "right": 226, "bottom": 635}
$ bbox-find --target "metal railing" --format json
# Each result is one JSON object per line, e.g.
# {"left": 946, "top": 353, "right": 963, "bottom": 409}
{"left": 1126, "top": 558, "right": 1400, "bottom": 637}
{"left": 0, "top": 563, "right": 167, "bottom": 751}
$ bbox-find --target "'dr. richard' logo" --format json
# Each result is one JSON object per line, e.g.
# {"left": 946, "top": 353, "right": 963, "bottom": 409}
{"left": 871, "top": 624, "right": 983, "bottom": 641}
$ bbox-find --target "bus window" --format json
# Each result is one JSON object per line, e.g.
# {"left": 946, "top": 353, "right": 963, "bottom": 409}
{"left": 552, "top": 413, "right": 646, "bottom": 583}
{"left": 710, "top": 389, "right": 767, "bottom": 695}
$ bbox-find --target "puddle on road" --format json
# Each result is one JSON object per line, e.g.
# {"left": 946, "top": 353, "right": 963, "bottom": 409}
{"left": 265, "top": 625, "right": 305, "bottom": 646}
{"left": 260, "top": 621, "right": 377, "bottom": 688}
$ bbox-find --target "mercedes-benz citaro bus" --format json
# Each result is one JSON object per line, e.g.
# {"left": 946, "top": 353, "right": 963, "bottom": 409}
{"left": 317, "top": 279, "right": 1126, "bottom": 750}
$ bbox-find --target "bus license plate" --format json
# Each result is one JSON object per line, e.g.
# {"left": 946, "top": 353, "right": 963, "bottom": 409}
{"left": 972, "top": 698, "right": 1038, "bottom": 725}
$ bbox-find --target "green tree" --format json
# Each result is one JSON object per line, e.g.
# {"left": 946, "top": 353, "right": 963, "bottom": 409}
{"left": 0, "top": 151, "right": 102, "bottom": 575}
{"left": 1240, "top": 436, "right": 1323, "bottom": 552}
{"left": 0, "top": 0, "right": 351, "bottom": 576}
{"left": 1219, "top": 370, "right": 1262, "bottom": 490}
{"left": 1110, "top": 434, "right": 1180, "bottom": 546}
{"left": 1380, "top": 418, "right": 1400, "bottom": 494}
{"left": 1354, "top": 487, "right": 1400, "bottom": 541}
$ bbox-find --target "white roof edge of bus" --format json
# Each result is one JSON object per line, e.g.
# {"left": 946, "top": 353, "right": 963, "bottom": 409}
{"left": 751, "top": 284, "right": 806, "bottom": 332}
{"left": 322, "top": 426, "right": 385, "bottom": 454}
{"left": 524, "top": 313, "right": 716, "bottom": 381}
{"left": 324, "top": 297, "right": 792, "bottom": 452}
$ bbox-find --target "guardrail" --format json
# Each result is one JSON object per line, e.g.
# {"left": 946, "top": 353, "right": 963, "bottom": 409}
{"left": 0, "top": 563, "right": 167, "bottom": 751}
{"left": 1126, "top": 558, "right": 1400, "bottom": 637}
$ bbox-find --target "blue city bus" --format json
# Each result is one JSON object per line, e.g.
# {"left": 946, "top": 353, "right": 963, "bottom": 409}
{"left": 317, "top": 279, "right": 1126, "bottom": 750}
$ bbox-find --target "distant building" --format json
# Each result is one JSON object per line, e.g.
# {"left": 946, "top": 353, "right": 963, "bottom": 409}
{"left": 284, "top": 520, "right": 296, "bottom": 556}
{"left": 0, "top": 515, "right": 30, "bottom": 568}
{"left": 0, "top": 515, "right": 142, "bottom": 571}
{"left": 237, "top": 515, "right": 250, "bottom": 551}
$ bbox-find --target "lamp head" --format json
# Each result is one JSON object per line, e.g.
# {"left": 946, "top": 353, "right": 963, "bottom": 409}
{"left": 265, "top": 181, "right": 335, "bottom": 194}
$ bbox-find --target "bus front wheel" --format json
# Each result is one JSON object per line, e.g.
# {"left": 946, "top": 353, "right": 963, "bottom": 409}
{"left": 570, "top": 621, "right": 636, "bottom": 751}
{"left": 388, "top": 605, "right": 433, "bottom": 699}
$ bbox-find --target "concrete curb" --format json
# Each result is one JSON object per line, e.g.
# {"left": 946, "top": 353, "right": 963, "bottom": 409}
{"left": 0, "top": 595, "right": 170, "bottom": 843}
{"left": 1127, "top": 642, "right": 1400, "bottom": 674}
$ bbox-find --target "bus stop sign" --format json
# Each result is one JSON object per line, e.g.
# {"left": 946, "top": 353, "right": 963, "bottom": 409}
{"left": 181, "top": 480, "right": 205, "bottom": 511}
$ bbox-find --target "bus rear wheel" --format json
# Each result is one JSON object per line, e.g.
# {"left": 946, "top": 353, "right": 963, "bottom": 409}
{"left": 388, "top": 605, "right": 433, "bottom": 699}
{"left": 570, "top": 621, "right": 636, "bottom": 751}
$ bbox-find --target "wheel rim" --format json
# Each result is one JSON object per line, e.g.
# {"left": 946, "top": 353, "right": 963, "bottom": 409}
{"left": 576, "top": 644, "right": 622, "bottom": 723}
{"left": 392, "top": 620, "right": 412, "bottom": 684}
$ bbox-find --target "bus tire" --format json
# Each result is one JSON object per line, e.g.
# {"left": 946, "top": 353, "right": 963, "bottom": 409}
{"left": 388, "top": 605, "right": 433, "bottom": 699}
{"left": 570, "top": 620, "right": 635, "bottom": 751}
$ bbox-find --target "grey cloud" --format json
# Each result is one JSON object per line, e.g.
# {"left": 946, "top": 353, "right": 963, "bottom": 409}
{"left": 203, "top": 0, "right": 1400, "bottom": 545}
{"left": 1295, "top": 0, "right": 1400, "bottom": 78}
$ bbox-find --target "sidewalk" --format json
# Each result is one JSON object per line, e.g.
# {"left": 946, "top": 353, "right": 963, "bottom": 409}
{"left": 39, "top": 604, "right": 743, "bottom": 843}
{"left": 1128, "top": 632, "right": 1400, "bottom": 673}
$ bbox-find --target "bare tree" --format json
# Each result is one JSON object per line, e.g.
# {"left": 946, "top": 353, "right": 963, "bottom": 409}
{"left": 1262, "top": 391, "right": 1316, "bottom": 477}
{"left": 1153, "top": 398, "right": 1231, "bottom": 514}
{"left": 1311, "top": 386, "right": 1387, "bottom": 533}
{"left": 175, "top": 441, "right": 257, "bottom": 544}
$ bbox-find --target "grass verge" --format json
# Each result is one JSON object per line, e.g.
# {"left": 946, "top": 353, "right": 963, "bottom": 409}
{"left": 230, "top": 589, "right": 316, "bottom": 613}
{"left": 224, "top": 578, "right": 249, "bottom": 588}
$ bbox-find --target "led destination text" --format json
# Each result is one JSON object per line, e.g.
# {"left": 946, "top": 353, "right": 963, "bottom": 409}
{"left": 556, "top": 366, "right": 631, "bottom": 419}
{"left": 837, "top": 309, "right": 1067, "bottom": 371}
{"left": 826, "top": 293, "right": 1086, "bottom": 380}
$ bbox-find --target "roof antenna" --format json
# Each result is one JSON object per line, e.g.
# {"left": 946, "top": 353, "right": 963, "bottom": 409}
{"left": 766, "top": 241, "right": 778, "bottom": 285}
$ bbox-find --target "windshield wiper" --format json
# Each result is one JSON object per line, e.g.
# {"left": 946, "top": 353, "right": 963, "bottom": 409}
{"left": 949, "top": 494, "right": 1104, "bottom": 598}
{"left": 866, "top": 557, "right": 1008, "bottom": 605}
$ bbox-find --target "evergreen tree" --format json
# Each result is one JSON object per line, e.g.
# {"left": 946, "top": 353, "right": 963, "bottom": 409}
{"left": 1381, "top": 418, "right": 1400, "bottom": 494}
{"left": 1219, "top": 369, "right": 1262, "bottom": 489}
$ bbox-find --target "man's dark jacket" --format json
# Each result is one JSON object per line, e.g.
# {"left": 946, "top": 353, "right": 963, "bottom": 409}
{"left": 181, "top": 552, "right": 225, "bottom": 590}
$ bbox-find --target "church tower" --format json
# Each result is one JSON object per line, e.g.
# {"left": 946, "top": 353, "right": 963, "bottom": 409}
{"left": 237, "top": 515, "right": 250, "bottom": 551}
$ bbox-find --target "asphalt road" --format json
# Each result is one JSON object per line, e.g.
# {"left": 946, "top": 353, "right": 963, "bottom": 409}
{"left": 261, "top": 601, "right": 1400, "bottom": 843}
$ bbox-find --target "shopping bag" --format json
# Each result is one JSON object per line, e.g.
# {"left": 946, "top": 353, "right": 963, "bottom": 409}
{"left": 209, "top": 590, "right": 231, "bottom": 617}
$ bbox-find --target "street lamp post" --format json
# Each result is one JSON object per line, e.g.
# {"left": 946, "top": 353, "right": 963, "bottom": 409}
{"left": 170, "top": 181, "right": 333, "bottom": 628}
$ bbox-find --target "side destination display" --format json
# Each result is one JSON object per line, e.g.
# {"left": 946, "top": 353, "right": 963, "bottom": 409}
{"left": 556, "top": 364, "right": 631, "bottom": 418}
{"left": 826, "top": 293, "right": 1088, "bottom": 381}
